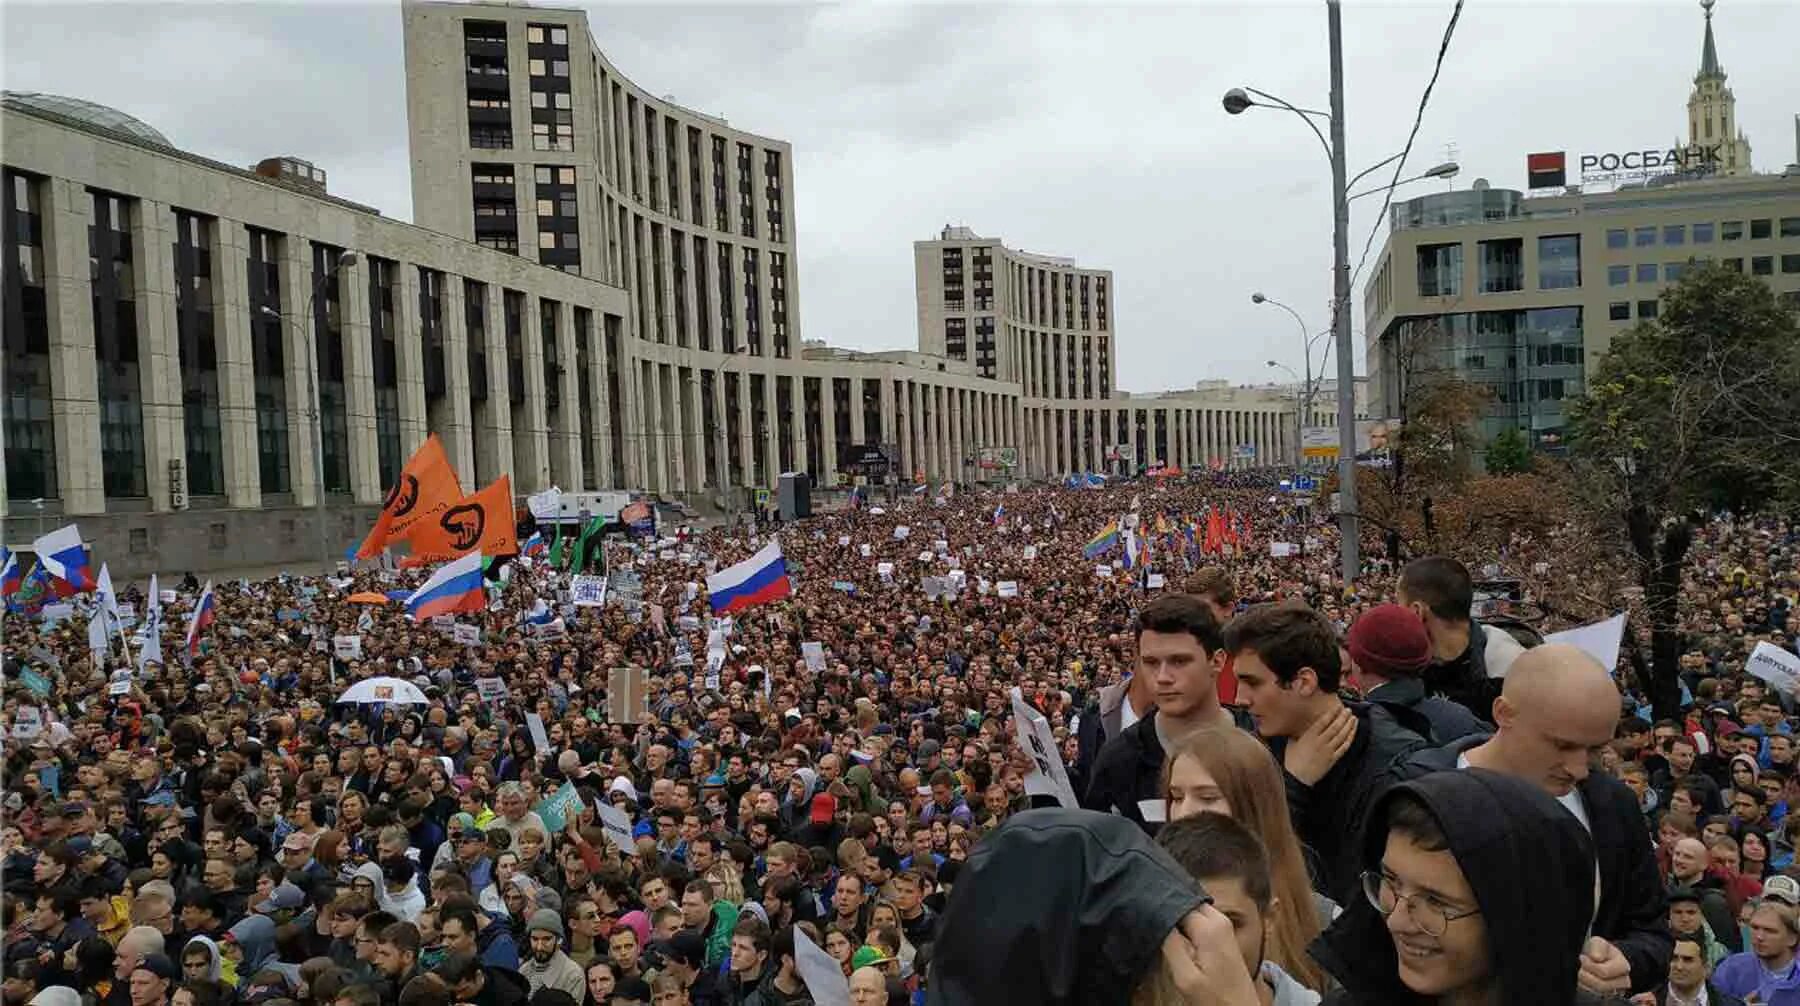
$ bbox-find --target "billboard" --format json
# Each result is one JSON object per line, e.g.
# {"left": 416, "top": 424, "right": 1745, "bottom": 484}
{"left": 1526, "top": 151, "right": 1566, "bottom": 189}
{"left": 1301, "top": 421, "right": 1396, "bottom": 459}
{"left": 976, "top": 447, "right": 1019, "bottom": 470}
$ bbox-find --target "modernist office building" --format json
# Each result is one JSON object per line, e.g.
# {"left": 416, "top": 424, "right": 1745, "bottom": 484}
{"left": 403, "top": 1, "right": 1294, "bottom": 486}
{"left": 1363, "top": 5, "right": 1800, "bottom": 448}
{"left": 1, "top": 2, "right": 1298, "bottom": 573}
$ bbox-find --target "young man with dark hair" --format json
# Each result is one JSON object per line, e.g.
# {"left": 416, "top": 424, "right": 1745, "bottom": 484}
{"left": 1156, "top": 813, "right": 1319, "bottom": 1006}
{"left": 1225, "top": 602, "right": 1426, "bottom": 904}
{"left": 723, "top": 917, "right": 772, "bottom": 1002}
{"left": 1082, "top": 593, "right": 1239, "bottom": 833}
{"left": 1395, "top": 555, "right": 1525, "bottom": 722}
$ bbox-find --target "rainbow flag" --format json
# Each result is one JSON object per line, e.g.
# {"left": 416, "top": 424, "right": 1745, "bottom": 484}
{"left": 1082, "top": 521, "right": 1121, "bottom": 559}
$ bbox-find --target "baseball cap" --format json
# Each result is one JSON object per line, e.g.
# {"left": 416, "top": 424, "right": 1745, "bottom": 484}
{"left": 254, "top": 882, "right": 305, "bottom": 914}
{"left": 280, "top": 832, "right": 315, "bottom": 854}
{"left": 1348, "top": 604, "right": 1433, "bottom": 678}
{"left": 134, "top": 954, "right": 180, "bottom": 982}
{"left": 852, "top": 945, "right": 894, "bottom": 969}
{"left": 64, "top": 837, "right": 95, "bottom": 857}
{"left": 1765, "top": 875, "right": 1800, "bottom": 906}
{"left": 58, "top": 802, "right": 90, "bottom": 819}
{"left": 664, "top": 930, "right": 706, "bottom": 968}
{"left": 810, "top": 792, "right": 837, "bottom": 826}
{"left": 140, "top": 791, "right": 176, "bottom": 808}
{"left": 918, "top": 739, "right": 941, "bottom": 759}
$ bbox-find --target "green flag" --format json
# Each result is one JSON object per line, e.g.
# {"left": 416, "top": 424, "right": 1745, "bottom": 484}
{"left": 572, "top": 515, "right": 603, "bottom": 572}
{"left": 548, "top": 520, "right": 566, "bottom": 569}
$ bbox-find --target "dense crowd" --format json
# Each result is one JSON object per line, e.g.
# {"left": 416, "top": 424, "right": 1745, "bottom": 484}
{"left": 3, "top": 472, "right": 1798, "bottom": 1006}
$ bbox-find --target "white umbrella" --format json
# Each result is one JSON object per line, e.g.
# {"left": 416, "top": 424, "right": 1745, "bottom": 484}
{"left": 336, "top": 676, "right": 429, "bottom": 705}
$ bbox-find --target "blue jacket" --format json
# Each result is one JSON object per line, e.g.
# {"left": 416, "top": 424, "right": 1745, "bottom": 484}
{"left": 1713, "top": 952, "right": 1800, "bottom": 1005}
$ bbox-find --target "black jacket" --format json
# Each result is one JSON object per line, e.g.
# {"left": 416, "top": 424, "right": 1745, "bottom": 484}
{"left": 1365, "top": 676, "right": 1486, "bottom": 745}
{"left": 1269, "top": 701, "right": 1428, "bottom": 905}
{"left": 1396, "top": 735, "right": 1673, "bottom": 995}
{"left": 1079, "top": 707, "right": 1254, "bottom": 834}
{"left": 928, "top": 808, "right": 1206, "bottom": 1006}
{"left": 1652, "top": 982, "right": 1744, "bottom": 1006}
{"left": 1312, "top": 769, "right": 1598, "bottom": 1006}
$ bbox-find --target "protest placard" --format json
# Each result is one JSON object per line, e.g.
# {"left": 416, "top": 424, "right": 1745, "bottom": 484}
{"left": 19, "top": 669, "right": 51, "bottom": 698}
{"left": 837, "top": 535, "right": 850, "bottom": 546}
{"left": 453, "top": 624, "right": 482, "bottom": 647}
{"left": 1095, "top": 564, "right": 1113, "bottom": 578}
{"left": 893, "top": 526, "right": 911, "bottom": 540}
{"left": 430, "top": 614, "right": 455, "bottom": 633}
{"left": 859, "top": 544, "right": 872, "bottom": 557}
{"left": 12, "top": 706, "right": 42, "bottom": 739}
{"left": 533, "top": 781, "right": 584, "bottom": 833}
{"left": 593, "top": 800, "right": 636, "bottom": 854}
{"left": 1270, "top": 542, "right": 1297, "bottom": 557}
{"left": 525, "top": 712, "right": 551, "bottom": 752}
{"left": 1543, "top": 613, "right": 1627, "bottom": 674}
{"left": 802, "top": 641, "right": 826, "bottom": 673}
{"left": 1747, "top": 643, "right": 1800, "bottom": 698}
{"left": 1022, "top": 545, "right": 1038, "bottom": 561}
{"left": 996, "top": 581, "right": 1019, "bottom": 599}
{"left": 1010, "top": 688, "right": 1078, "bottom": 808}
{"left": 1147, "top": 573, "right": 1166, "bottom": 590}
{"left": 475, "top": 677, "right": 509, "bottom": 703}
{"left": 333, "top": 635, "right": 362, "bottom": 660}
{"left": 570, "top": 574, "right": 608, "bottom": 607}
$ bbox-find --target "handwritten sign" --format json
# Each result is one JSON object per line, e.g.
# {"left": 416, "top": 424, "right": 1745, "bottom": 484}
{"left": 570, "top": 574, "right": 608, "bottom": 607}
{"left": 476, "top": 677, "right": 509, "bottom": 703}
{"left": 454, "top": 623, "right": 482, "bottom": 647}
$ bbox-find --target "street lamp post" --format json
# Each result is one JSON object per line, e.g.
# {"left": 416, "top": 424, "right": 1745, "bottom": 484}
{"left": 1252, "top": 292, "right": 1334, "bottom": 469}
{"left": 1222, "top": 0, "right": 1431, "bottom": 584}
{"left": 261, "top": 249, "right": 358, "bottom": 575}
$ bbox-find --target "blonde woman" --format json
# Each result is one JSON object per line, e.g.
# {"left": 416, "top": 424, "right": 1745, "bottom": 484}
{"left": 1162, "top": 727, "right": 1331, "bottom": 992}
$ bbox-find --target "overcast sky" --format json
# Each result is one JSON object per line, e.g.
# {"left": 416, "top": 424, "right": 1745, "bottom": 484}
{"left": 4, "top": 0, "right": 1795, "bottom": 394}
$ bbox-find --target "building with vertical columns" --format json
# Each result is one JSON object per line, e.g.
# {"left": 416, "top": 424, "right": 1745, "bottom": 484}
{"left": 914, "top": 225, "right": 1300, "bottom": 476}
{"left": 1, "top": 93, "right": 629, "bottom": 576}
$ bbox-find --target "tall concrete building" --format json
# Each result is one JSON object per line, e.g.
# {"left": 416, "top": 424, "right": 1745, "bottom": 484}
{"left": 2, "top": 1, "right": 1302, "bottom": 574}
{"left": 404, "top": 2, "right": 1296, "bottom": 489}
{"left": 1364, "top": 3, "right": 1800, "bottom": 451}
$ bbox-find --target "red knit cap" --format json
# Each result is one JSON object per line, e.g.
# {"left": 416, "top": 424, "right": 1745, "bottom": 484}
{"left": 1348, "top": 603, "right": 1433, "bottom": 678}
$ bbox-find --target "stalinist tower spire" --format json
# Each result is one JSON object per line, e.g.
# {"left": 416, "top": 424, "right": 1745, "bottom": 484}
{"left": 1684, "top": 0, "right": 1752, "bottom": 176}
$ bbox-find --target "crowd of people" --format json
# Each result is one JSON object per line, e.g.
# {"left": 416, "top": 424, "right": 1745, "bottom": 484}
{"left": 3, "top": 471, "right": 1798, "bottom": 1006}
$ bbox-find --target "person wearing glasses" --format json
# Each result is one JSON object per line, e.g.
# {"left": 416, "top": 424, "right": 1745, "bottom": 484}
{"left": 1310, "top": 769, "right": 1609, "bottom": 1006}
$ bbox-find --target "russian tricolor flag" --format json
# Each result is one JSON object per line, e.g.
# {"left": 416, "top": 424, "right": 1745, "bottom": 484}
{"left": 0, "top": 547, "right": 20, "bottom": 597}
{"left": 32, "top": 523, "right": 95, "bottom": 592}
{"left": 993, "top": 503, "right": 1006, "bottom": 527}
{"left": 184, "top": 581, "right": 215, "bottom": 665}
{"left": 706, "top": 539, "right": 791, "bottom": 615}
{"left": 406, "top": 552, "right": 487, "bottom": 620}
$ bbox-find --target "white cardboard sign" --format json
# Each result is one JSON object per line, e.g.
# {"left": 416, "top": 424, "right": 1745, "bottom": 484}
{"left": 333, "top": 635, "right": 362, "bottom": 660}
{"left": 1010, "top": 687, "right": 1078, "bottom": 808}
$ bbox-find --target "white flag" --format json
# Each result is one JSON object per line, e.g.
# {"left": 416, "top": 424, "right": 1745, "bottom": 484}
{"left": 137, "top": 574, "right": 164, "bottom": 671}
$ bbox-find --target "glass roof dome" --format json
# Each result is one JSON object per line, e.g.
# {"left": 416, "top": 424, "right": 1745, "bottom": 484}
{"left": 3, "top": 91, "right": 172, "bottom": 148}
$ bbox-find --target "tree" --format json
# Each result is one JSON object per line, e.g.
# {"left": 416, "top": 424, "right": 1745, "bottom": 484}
{"left": 1568, "top": 263, "right": 1800, "bottom": 719}
{"left": 1483, "top": 427, "right": 1533, "bottom": 475}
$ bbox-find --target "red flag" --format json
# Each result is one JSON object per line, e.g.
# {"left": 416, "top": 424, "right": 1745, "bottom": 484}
{"left": 1205, "top": 508, "right": 1225, "bottom": 556}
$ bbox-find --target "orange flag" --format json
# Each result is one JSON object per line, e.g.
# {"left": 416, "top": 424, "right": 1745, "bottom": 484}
{"left": 402, "top": 474, "right": 518, "bottom": 564}
{"left": 356, "top": 435, "right": 463, "bottom": 559}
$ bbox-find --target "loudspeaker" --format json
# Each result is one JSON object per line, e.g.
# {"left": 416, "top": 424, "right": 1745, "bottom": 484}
{"left": 778, "top": 472, "right": 812, "bottom": 521}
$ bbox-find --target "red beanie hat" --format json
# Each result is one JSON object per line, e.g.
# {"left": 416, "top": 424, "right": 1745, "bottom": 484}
{"left": 810, "top": 792, "right": 837, "bottom": 826}
{"left": 1348, "top": 603, "right": 1432, "bottom": 678}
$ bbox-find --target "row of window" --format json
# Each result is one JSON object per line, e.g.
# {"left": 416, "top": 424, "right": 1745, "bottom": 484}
{"left": 1606, "top": 255, "right": 1800, "bottom": 288}
{"left": 1605, "top": 217, "right": 1800, "bottom": 249}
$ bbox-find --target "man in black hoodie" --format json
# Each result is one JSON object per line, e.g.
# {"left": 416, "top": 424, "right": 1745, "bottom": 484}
{"left": 1393, "top": 643, "right": 1671, "bottom": 996}
{"left": 1311, "top": 769, "right": 1601, "bottom": 1005}
{"left": 1224, "top": 603, "right": 1428, "bottom": 904}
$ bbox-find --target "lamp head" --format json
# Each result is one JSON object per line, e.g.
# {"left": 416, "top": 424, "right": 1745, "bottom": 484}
{"left": 1251, "top": 292, "right": 1267, "bottom": 304}
{"left": 1222, "top": 88, "right": 1253, "bottom": 116}
{"left": 1424, "top": 161, "right": 1460, "bottom": 180}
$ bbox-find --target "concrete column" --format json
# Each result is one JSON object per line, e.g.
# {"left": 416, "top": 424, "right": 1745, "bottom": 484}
{"left": 735, "top": 372, "right": 754, "bottom": 489}
{"left": 593, "top": 314, "right": 617, "bottom": 487}
{"left": 849, "top": 377, "right": 866, "bottom": 447}
{"left": 43, "top": 179, "right": 103, "bottom": 514}
{"left": 133, "top": 200, "right": 182, "bottom": 512}
{"left": 395, "top": 264, "right": 427, "bottom": 457}
{"left": 760, "top": 370, "right": 779, "bottom": 487}
{"left": 791, "top": 376, "right": 808, "bottom": 479}
{"left": 706, "top": 369, "right": 728, "bottom": 494}
{"left": 639, "top": 359, "right": 662, "bottom": 494}
{"left": 516, "top": 297, "right": 552, "bottom": 492}
{"left": 665, "top": 363, "right": 688, "bottom": 493}
{"left": 211, "top": 219, "right": 260, "bottom": 508}
{"left": 438, "top": 277, "right": 476, "bottom": 484}
{"left": 339, "top": 258, "right": 380, "bottom": 503}
{"left": 684, "top": 367, "right": 705, "bottom": 493}
{"left": 906, "top": 381, "right": 922, "bottom": 481}
{"left": 275, "top": 237, "right": 317, "bottom": 506}
{"left": 877, "top": 377, "right": 895, "bottom": 459}
{"left": 554, "top": 302, "right": 582, "bottom": 489}
{"left": 821, "top": 377, "right": 839, "bottom": 486}
{"left": 482, "top": 288, "right": 514, "bottom": 486}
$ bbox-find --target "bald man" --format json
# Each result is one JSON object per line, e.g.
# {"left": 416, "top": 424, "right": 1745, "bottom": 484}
{"left": 847, "top": 965, "right": 888, "bottom": 1005}
{"left": 1396, "top": 644, "right": 1671, "bottom": 997}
